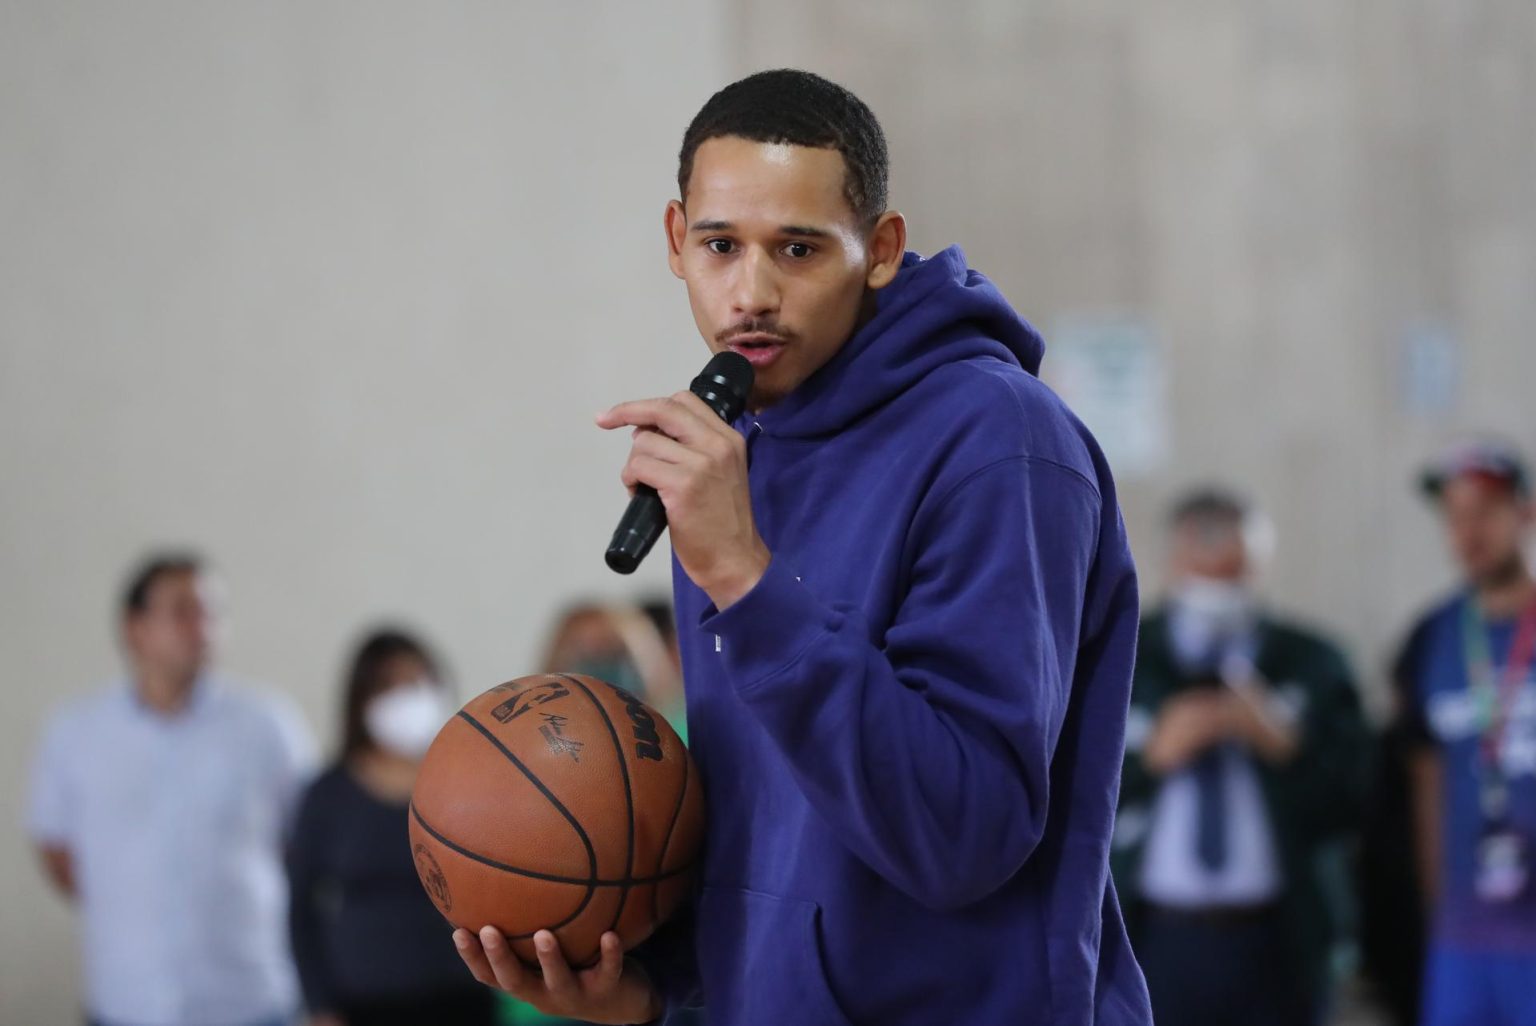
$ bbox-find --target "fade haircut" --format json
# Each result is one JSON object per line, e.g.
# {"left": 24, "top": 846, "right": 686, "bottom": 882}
{"left": 678, "top": 69, "right": 889, "bottom": 227}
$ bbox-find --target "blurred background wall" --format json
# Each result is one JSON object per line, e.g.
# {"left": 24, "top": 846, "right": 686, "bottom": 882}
{"left": 1, "top": 1, "right": 1531, "bottom": 1021}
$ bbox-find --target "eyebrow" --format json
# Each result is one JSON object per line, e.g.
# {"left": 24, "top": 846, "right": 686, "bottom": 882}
{"left": 688, "top": 219, "right": 834, "bottom": 239}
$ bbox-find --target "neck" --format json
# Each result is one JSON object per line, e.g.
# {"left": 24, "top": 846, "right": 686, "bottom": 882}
{"left": 133, "top": 666, "right": 199, "bottom": 714}
{"left": 1476, "top": 561, "right": 1536, "bottom": 619}
{"left": 350, "top": 746, "right": 420, "bottom": 801}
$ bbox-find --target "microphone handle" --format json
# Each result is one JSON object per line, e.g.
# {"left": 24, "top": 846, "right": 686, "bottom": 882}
{"left": 605, "top": 351, "right": 752, "bottom": 575}
{"left": 605, "top": 484, "right": 664, "bottom": 575}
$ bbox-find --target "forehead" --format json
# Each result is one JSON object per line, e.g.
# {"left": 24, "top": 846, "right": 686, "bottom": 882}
{"left": 1172, "top": 517, "right": 1243, "bottom": 547}
{"left": 686, "top": 136, "right": 855, "bottom": 227}
{"left": 1442, "top": 475, "right": 1521, "bottom": 511}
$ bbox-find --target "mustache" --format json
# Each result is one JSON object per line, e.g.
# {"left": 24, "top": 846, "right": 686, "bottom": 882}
{"left": 716, "top": 319, "right": 795, "bottom": 345}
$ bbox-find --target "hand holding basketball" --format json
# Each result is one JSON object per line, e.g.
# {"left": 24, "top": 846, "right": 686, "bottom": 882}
{"left": 453, "top": 925, "right": 662, "bottom": 1024}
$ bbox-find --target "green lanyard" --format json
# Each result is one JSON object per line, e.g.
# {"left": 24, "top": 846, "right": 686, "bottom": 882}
{"left": 1460, "top": 596, "right": 1536, "bottom": 818}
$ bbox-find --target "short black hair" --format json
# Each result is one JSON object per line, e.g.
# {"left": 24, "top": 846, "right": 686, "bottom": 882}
{"left": 678, "top": 69, "right": 889, "bottom": 226}
{"left": 1168, "top": 487, "right": 1250, "bottom": 532}
{"left": 122, "top": 552, "right": 204, "bottom": 617}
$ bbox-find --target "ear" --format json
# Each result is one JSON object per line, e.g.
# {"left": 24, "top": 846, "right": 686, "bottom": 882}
{"left": 864, "top": 211, "right": 907, "bottom": 291}
{"left": 664, "top": 200, "right": 688, "bottom": 280}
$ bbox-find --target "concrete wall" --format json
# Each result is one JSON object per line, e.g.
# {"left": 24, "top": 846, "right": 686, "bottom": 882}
{"left": 0, "top": 3, "right": 724, "bottom": 1020}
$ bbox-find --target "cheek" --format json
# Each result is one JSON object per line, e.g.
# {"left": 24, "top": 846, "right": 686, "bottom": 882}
{"left": 682, "top": 263, "right": 730, "bottom": 328}
{"left": 684, "top": 281, "right": 723, "bottom": 338}
{"left": 794, "top": 276, "right": 863, "bottom": 340}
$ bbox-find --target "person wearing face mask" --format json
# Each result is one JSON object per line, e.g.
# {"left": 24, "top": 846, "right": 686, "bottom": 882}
{"left": 1110, "top": 489, "right": 1369, "bottom": 1026}
{"left": 286, "top": 629, "right": 497, "bottom": 1026}
{"left": 540, "top": 601, "right": 686, "bottom": 738}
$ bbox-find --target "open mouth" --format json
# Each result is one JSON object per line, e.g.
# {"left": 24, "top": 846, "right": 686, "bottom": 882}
{"left": 727, "top": 334, "right": 787, "bottom": 350}
{"left": 726, "top": 335, "right": 788, "bottom": 368}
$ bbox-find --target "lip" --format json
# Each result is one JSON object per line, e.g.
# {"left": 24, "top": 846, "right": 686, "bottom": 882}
{"left": 726, "top": 335, "right": 788, "bottom": 369}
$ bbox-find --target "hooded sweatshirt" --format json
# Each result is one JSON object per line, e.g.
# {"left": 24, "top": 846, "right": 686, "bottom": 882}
{"left": 652, "top": 247, "right": 1150, "bottom": 1025}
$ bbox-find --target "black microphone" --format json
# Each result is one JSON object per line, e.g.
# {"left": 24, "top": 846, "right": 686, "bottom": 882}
{"left": 605, "top": 351, "right": 755, "bottom": 574}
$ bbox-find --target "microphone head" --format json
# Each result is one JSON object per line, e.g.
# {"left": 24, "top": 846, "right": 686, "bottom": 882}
{"left": 690, "top": 351, "right": 754, "bottom": 423}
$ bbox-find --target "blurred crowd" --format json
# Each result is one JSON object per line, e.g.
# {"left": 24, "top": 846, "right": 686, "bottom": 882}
{"left": 24, "top": 554, "right": 688, "bottom": 1026}
{"left": 24, "top": 439, "right": 1536, "bottom": 1026}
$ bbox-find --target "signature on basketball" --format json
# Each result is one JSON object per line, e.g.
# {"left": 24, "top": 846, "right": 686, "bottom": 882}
{"left": 413, "top": 843, "right": 452, "bottom": 913}
{"left": 539, "top": 712, "right": 585, "bottom": 762}
{"left": 489, "top": 679, "right": 571, "bottom": 723}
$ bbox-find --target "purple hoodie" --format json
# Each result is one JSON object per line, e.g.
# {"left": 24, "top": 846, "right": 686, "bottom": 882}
{"left": 647, "top": 247, "right": 1150, "bottom": 1025}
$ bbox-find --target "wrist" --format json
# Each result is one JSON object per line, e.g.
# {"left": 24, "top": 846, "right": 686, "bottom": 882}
{"left": 701, "top": 543, "right": 771, "bottom": 611}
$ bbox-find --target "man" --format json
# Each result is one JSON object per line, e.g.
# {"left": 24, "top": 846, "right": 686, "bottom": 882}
{"left": 26, "top": 554, "right": 315, "bottom": 1026}
{"left": 1395, "top": 442, "right": 1536, "bottom": 1026}
{"left": 455, "top": 69, "right": 1150, "bottom": 1025}
{"left": 1110, "top": 489, "right": 1369, "bottom": 1026}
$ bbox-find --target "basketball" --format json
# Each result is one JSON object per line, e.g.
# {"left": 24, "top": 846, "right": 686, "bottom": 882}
{"left": 408, "top": 673, "right": 704, "bottom": 966}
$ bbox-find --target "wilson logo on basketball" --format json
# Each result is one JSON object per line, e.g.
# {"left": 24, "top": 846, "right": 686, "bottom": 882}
{"left": 413, "top": 842, "right": 452, "bottom": 912}
{"left": 605, "top": 681, "right": 664, "bottom": 761}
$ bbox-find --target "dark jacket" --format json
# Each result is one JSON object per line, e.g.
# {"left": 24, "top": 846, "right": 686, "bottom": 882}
{"left": 1111, "top": 608, "right": 1371, "bottom": 999}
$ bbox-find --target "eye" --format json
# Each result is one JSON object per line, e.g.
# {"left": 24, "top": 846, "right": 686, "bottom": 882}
{"left": 783, "top": 242, "right": 815, "bottom": 259}
{"left": 705, "top": 238, "right": 735, "bottom": 255}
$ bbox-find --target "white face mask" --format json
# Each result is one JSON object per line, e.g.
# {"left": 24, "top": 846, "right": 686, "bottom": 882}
{"left": 1170, "top": 576, "right": 1255, "bottom": 655}
{"left": 365, "top": 681, "right": 450, "bottom": 759}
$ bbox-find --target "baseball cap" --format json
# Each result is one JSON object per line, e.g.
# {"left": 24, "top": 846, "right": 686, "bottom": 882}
{"left": 1419, "top": 440, "right": 1531, "bottom": 500}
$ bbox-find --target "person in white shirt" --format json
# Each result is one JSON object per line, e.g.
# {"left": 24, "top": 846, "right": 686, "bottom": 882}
{"left": 26, "top": 553, "right": 316, "bottom": 1026}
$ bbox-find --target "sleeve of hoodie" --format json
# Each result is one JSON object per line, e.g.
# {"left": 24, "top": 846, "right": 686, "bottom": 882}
{"left": 702, "top": 454, "right": 1099, "bottom": 911}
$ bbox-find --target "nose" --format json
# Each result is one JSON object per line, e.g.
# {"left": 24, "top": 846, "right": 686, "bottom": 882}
{"left": 729, "top": 246, "right": 781, "bottom": 321}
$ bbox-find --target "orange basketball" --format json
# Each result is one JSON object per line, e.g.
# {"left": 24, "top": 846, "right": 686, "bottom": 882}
{"left": 408, "top": 673, "right": 704, "bottom": 966}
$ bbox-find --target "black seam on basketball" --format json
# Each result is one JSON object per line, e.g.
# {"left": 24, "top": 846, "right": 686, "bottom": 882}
{"left": 453, "top": 709, "right": 601, "bottom": 890}
{"left": 652, "top": 744, "right": 690, "bottom": 926}
{"left": 555, "top": 673, "right": 637, "bottom": 938}
{"left": 410, "top": 799, "right": 690, "bottom": 888}
{"left": 410, "top": 799, "right": 593, "bottom": 937}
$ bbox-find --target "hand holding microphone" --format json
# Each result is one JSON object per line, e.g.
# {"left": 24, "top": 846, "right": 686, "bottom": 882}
{"left": 598, "top": 352, "right": 767, "bottom": 609}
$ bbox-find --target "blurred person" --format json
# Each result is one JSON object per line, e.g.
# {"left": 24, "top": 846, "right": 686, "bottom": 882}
{"left": 25, "top": 553, "right": 315, "bottom": 1026}
{"left": 455, "top": 68, "right": 1150, "bottom": 1026}
{"left": 540, "top": 601, "right": 686, "bottom": 735}
{"left": 637, "top": 596, "right": 683, "bottom": 683}
{"left": 1395, "top": 442, "right": 1536, "bottom": 1026}
{"left": 542, "top": 598, "right": 703, "bottom": 1026}
{"left": 1112, "top": 489, "right": 1369, "bottom": 1026}
{"left": 287, "top": 629, "right": 499, "bottom": 1026}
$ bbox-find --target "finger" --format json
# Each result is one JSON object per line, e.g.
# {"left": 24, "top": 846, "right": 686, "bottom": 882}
{"left": 630, "top": 427, "right": 699, "bottom": 465}
{"left": 454, "top": 928, "right": 500, "bottom": 988}
{"left": 597, "top": 397, "right": 713, "bottom": 443}
{"left": 668, "top": 389, "right": 735, "bottom": 426}
{"left": 480, "top": 926, "right": 532, "bottom": 994}
{"left": 622, "top": 453, "right": 685, "bottom": 494}
{"left": 669, "top": 390, "right": 744, "bottom": 452}
{"left": 534, "top": 930, "right": 578, "bottom": 1001}
{"left": 585, "top": 931, "right": 625, "bottom": 992}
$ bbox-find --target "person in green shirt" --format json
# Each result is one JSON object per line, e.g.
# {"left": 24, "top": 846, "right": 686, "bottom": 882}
{"left": 1111, "top": 488, "right": 1370, "bottom": 1026}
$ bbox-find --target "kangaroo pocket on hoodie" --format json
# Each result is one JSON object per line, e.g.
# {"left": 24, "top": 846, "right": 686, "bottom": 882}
{"left": 696, "top": 887, "right": 854, "bottom": 1026}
